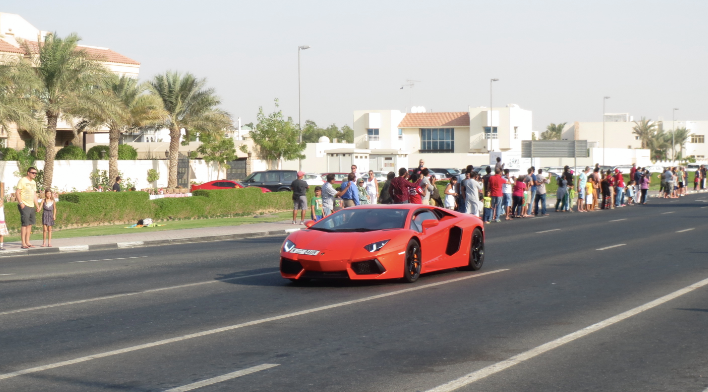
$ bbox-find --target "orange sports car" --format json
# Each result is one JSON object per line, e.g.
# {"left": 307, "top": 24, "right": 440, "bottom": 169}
{"left": 280, "top": 204, "right": 485, "bottom": 283}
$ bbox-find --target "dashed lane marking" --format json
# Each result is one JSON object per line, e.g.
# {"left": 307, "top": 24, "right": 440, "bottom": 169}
{"left": 426, "top": 275, "right": 708, "bottom": 392}
{"left": 0, "top": 271, "right": 278, "bottom": 317}
{"left": 609, "top": 218, "right": 627, "bottom": 222}
{"left": 70, "top": 256, "right": 148, "bottom": 263}
{"left": 596, "top": 244, "right": 626, "bottom": 251}
{"left": 676, "top": 228, "right": 695, "bottom": 233}
{"left": 536, "top": 229, "right": 561, "bottom": 234}
{"left": 662, "top": 211, "right": 675, "bottom": 214}
{"left": 0, "top": 269, "right": 508, "bottom": 381}
{"left": 164, "top": 364, "right": 279, "bottom": 392}
{"left": 0, "top": 274, "right": 13, "bottom": 276}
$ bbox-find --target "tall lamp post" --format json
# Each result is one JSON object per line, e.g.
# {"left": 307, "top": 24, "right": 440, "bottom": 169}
{"left": 602, "top": 96, "right": 610, "bottom": 165}
{"left": 298, "top": 45, "right": 310, "bottom": 171}
{"left": 672, "top": 108, "right": 679, "bottom": 161}
{"left": 489, "top": 78, "right": 499, "bottom": 152}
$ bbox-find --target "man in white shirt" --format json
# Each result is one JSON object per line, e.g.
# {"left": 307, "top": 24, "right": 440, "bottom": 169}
{"left": 463, "top": 173, "right": 482, "bottom": 217}
{"left": 534, "top": 169, "right": 549, "bottom": 216}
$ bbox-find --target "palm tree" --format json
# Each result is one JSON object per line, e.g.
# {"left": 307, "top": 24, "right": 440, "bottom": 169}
{"left": 540, "top": 122, "right": 566, "bottom": 140}
{"left": 103, "top": 75, "right": 165, "bottom": 182}
{"left": 148, "top": 71, "right": 231, "bottom": 188}
{"left": 632, "top": 117, "right": 657, "bottom": 149}
{"left": 17, "top": 33, "right": 116, "bottom": 189}
{"left": 671, "top": 126, "right": 691, "bottom": 161}
{"left": 647, "top": 129, "right": 671, "bottom": 161}
{"left": 0, "top": 57, "right": 41, "bottom": 139}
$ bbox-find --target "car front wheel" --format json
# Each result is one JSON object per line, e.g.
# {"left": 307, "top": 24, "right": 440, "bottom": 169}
{"left": 462, "top": 227, "right": 484, "bottom": 271}
{"left": 402, "top": 239, "right": 422, "bottom": 283}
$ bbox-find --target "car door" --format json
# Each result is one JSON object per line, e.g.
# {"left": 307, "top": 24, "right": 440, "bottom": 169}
{"left": 409, "top": 210, "right": 448, "bottom": 271}
{"left": 282, "top": 171, "right": 297, "bottom": 191}
{"left": 243, "top": 172, "right": 264, "bottom": 188}
{"left": 263, "top": 171, "right": 281, "bottom": 191}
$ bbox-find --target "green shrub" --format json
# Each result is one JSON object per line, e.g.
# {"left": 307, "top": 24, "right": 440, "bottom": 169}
{"left": 55, "top": 145, "right": 86, "bottom": 160}
{"left": 86, "top": 145, "right": 109, "bottom": 160}
{"left": 118, "top": 144, "right": 138, "bottom": 160}
{"left": 0, "top": 147, "right": 19, "bottom": 160}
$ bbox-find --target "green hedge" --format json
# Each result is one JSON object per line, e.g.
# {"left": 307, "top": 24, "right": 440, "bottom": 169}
{"left": 55, "top": 145, "right": 87, "bottom": 160}
{"left": 87, "top": 144, "right": 139, "bottom": 160}
{"left": 2, "top": 187, "right": 314, "bottom": 233}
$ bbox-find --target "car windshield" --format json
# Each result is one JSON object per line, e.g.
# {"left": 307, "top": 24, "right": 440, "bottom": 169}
{"left": 310, "top": 209, "right": 409, "bottom": 232}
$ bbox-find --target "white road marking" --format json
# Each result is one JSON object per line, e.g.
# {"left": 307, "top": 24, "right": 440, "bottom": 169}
{"left": 676, "top": 228, "right": 695, "bottom": 233}
{"left": 0, "top": 269, "right": 508, "bottom": 381}
{"left": 164, "top": 364, "right": 279, "bottom": 392}
{"left": 426, "top": 275, "right": 708, "bottom": 392}
{"left": 118, "top": 241, "right": 144, "bottom": 248}
{"left": 596, "top": 244, "right": 626, "bottom": 251}
{"left": 536, "top": 229, "right": 560, "bottom": 234}
{"left": 0, "top": 271, "right": 279, "bottom": 317}
{"left": 70, "top": 256, "right": 147, "bottom": 264}
{"left": 609, "top": 218, "right": 627, "bottom": 222}
{"left": 661, "top": 211, "right": 674, "bottom": 214}
{"left": 59, "top": 245, "right": 89, "bottom": 252}
{"left": 0, "top": 274, "right": 13, "bottom": 276}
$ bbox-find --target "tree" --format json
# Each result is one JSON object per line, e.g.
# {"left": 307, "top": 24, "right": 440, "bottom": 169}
{"left": 302, "top": 120, "right": 354, "bottom": 143}
{"left": 340, "top": 125, "right": 354, "bottom": 143}
{"left": 196, "top": 133, "right": 237, "bottom": 179}
{"left": 103, "top": 75, "right": 165, "bottom": 181}
{"left": 17, "top": 32, "right": 117, "bottom": 189}
{"left": 250, "top": 99, "right": 305, "bottom": 169}
{"left": 0, "top": 56, "right": 41, "bottom": 139}
{"left": 540, "top": 122, "right": 566, "bottom": 140}
{"left": 647, "top": 129, "right": 671, "bottom": 161}
{"left": 631, "top": 117, "right": 658, "bottom": 149}
{"left": 148, "top": 71, "right": 231, "bottom": 188}
{"left": 671, "top": 127, "right": 691, "bottom": 160}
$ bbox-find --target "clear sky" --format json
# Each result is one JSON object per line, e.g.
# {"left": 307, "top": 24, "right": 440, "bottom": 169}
{"left": 5, "top": 0, "right": 707, "bottom": 131}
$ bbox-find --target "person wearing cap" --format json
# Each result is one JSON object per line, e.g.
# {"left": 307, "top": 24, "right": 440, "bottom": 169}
{"left": 290, "top": 171, "right": 309, "bottom": 224}
{"left": 614, "top": 168, "right": 626, "bottom": 207}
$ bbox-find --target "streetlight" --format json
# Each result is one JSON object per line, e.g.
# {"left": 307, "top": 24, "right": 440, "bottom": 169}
{"left": 489, "top": 78, "right": 499, "bottom": 152}
{"left": 298, "top": 45, "right": 310, "bottom": 171}
{"left": 672, "top": 108, "right": 679, "bottom": 161}
{"left": 602, "top": 96, "right": 610, "bottom": 165}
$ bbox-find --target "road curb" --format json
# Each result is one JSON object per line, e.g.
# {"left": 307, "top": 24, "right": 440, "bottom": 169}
{"left": 0, "top": 228, "right": 301, "bottom": 258}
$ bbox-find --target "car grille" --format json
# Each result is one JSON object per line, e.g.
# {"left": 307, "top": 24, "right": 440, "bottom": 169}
{"left": 301, "top": 270, "right": 349, "bottom": 279}
{"left": 280, "top": 257, "right": 303, "bottom": 275}
{"left": 351, "top": 259, "right": 386, "bottom": 275}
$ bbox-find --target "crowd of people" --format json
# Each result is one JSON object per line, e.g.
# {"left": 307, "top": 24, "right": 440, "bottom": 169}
{"left": 290, "top": 159, "right": 708, "bottom": 225}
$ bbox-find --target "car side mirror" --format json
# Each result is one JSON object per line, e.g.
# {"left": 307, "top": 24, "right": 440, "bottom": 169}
{"left": 421, "top": 219, "right": 439, "bottom": 233}
{"left": 305, "top": 220, "right": 316, "bottom": 228}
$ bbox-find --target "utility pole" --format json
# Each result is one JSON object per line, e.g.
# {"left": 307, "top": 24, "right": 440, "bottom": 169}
{"left": 603, "top": 96, "right": 610, "bottom": 165}
{"left": 298, "top": 45, "right": 310, "bottom": 171}
{"left": 490, "top": 78, "right": 499, "bottom": 152}
{"left": 672, "top": 108, "right": 679, "bottom": 161}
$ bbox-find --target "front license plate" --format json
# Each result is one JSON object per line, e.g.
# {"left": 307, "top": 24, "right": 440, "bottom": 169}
{"left": 290, "top": 248, "right": 320, "bottom": 256}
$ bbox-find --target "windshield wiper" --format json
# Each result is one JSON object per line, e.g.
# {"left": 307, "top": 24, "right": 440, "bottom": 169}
{"left": 333, "top": 228, "right": 376, "bottom": 232}
{"left": 309, "top": 227, "right": 334, "bottom": 232}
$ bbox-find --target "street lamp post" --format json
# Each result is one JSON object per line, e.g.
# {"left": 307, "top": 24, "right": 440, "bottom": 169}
{"left": 298, "top": 45, "right": 310, "bottom": 171}
{"left": 672, "top": 108, "right": 679, "bottom": 161}
{"left": 603, "top": 96, "right": 610, "bottom": 165}
{"left": 489, "top": 78, "right": 499, "bottom": 152}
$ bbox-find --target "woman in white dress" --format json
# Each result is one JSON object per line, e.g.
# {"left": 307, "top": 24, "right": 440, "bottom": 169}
{"left": 365, "top": 170, "right": 378, "bottom": 205}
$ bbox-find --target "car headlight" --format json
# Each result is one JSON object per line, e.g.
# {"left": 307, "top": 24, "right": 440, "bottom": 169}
{"left": 364, "top": 240, "right": 389, "bottom": 253}
{"left": 283, "top": 239, "right": 296, "bottom": 253}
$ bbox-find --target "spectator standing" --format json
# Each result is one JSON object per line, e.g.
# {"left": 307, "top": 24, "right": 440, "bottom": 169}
{"left": 634, "top": 167, "right": 644, "bottom": 198}
{"left": 629, "top": 163, "right": 637, "bottom": 183}
{"left": 577, "top": 167, "right": 589, "bottom": 212}
{"left": 456, "top": 165, "right": 473, "bottom": 213}
{"left": 662, "top": 168, "right": 674, "bottom": 199}
{"left": 462, "top": 171, "right": 482, "bottom": 216}
{"left": 511, "top": 176, "right": 526, "bottom": 218}
{"left": 502, "top": 169, "right": 513, "bottom": 218}
{"left": 555, "top": 175, "right": 568, "bottom": 212}
{"left": 112, "top": 176, "right": 121, "bottom": 192}
{"left": 701, "top": 165, "right": 706, "bottom": 190}
{"left": 310, "top": 186, "right": 324, "bottom": 221}
{"left": 37, "top": 189, "right": 57, "bottom": 247}
{"left": 695, "top": 166, "right": 702, "bottom": 191}
{"left": 356, "top": 178, "right": 370, "bottom": 204}
{"left": 16, "top": 167, "right": 39, "bottom": 249}
{"left": 625, "top": 180, "right": 636, "bottom": 205}
{"left": 614, "top": 169, "right": 625, "bottom": 207}
{"left": 350, "top": 165, "right": 359, "bottom": 183}
{"left": 341, "top": 173, "right": 360, "bottom": 207}
{"left": 407, "top": 173, "right": 425, "bottom": 204}
{"left": 585, "top": 176, "right": 596, "bottom": 212}
{"left": 534, "top": 169, "right": 549, "bottom": 216}
{"left": 562, "top": 166, "right": 574, "bottom": 212}
{"left": 365, "top": 170, "right": 378, "bottom": 205}
{"left": 291, "top": 171, "right": 309, "bottom": 224}
{"left": 494, "top": 157, "right": 504, "bottom": 173}
{"left": 321, "top": 174, "right": 349, "bottom": 216}
{"left": 527, "top": 166, "right": 538, "bottom": 209}
{"left": 444, "top": 177, "right": 458, "bottom": 210}
{"left": 388, "top": 168, "right": 416, "bottom": 204}
{"left": 0, "top": 182, "right": 8, "bottom": 250}
{"left": 640, "top": 169, "right": 651, "bottom": 204}
{"left": 592, "top": 167, "right": 601, "bottom": 210}
{"left": 487, "top": 168, "right": 504, "bottom": 222}
{"left": 420, "top": 168, "right": 434, "bottom": 205}
{"left": 430, "top": 175, "right": 444, "bottom": 207}
{"left": 678, "top": 166, "right": 686, "bottom": 196}
{"left": 378, "top": 172, "right": 395, "bottom": 204}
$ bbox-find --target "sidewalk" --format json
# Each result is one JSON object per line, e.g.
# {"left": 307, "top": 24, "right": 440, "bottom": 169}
{"left": 0, "top": 221, "right": 301, "bottom": 257}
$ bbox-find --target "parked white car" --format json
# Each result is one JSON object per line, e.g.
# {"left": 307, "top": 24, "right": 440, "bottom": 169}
{"left": 304, "top": 173, "right": 325, "bottom": 186}
{"left": 361, "top": 171, "right": 388, "bottom": 182}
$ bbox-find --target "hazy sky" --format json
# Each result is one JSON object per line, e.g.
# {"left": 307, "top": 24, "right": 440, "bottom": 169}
{"left": 6, "top": 0, "right": 707, "bottom": 131}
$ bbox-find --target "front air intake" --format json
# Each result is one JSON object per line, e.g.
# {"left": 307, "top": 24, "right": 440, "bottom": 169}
{"left": 351, "top": 259, "right": 386, "bottom": 275}
{"left": 280, "top": 257, "right": 303, "bottom": 274}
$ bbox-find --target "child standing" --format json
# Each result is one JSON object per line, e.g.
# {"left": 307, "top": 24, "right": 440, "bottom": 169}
{"left": 626, "top": 180, "right": 636, "bottom": 205}
{"left": 585, "top": 177, "right": 595, "bottom": 212}
{"left": 0, "top": 182, "right": 9, "bottom": 250}
{"left": 37, "top": 189, "right": 57, "bottom": 247}
{"left": 310, "top": 186, "right": 323, "bottom": 221}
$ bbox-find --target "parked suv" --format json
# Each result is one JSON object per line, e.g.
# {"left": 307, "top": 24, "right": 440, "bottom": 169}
{"left": 429, "top": 168, "right": 460, "bottom": 179}
{"left": 242, "top": 170, "right": 298, "bottom": 192}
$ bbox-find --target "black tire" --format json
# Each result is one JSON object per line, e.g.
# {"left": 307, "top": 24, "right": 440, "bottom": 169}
{"left": 462, "top": 227, "right": 485, "bottom": 271}
{"left": 402, "top": 239, "right": 422, "bottom": 283}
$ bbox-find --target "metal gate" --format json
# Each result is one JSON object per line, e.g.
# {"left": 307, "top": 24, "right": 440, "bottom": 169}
{"left": 226, "top": 158, "right": 248, "bottom": 180}
{"left": 177, "top": 157, "right": 190, "bottom": 188}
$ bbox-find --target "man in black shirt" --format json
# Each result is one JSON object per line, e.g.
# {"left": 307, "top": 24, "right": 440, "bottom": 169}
{"left": 112, "top": 177, "right": 121, "bottom": 192}
{"left": 291, "top": 171, "right": 309, "bottom": 225}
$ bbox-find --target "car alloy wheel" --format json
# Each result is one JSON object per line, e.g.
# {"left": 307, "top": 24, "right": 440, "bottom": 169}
{"left": 403, "top": 239, "right": 422, "bottom": 283}
{"left": 464, "top": 227, "right": 485, "bottom": 271}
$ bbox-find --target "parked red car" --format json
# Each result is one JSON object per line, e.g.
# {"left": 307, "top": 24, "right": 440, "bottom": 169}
{"left": 190, "top": 180, "right": 271, "bottom": 193}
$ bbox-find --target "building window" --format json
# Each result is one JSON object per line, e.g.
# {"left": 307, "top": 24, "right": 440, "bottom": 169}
{"left": 690, "top": 135, "right": 704, "bottom": 144}
{"left": 398, "top": 128, "right": 403, "bottom": 140}
{"left": 420, "top": 128, "right": 454, "bottom": 153}
{"left": 484, "top": 127, "right": 498, "bottom": 139}
{"left": 513, "top": 126, "right": 518, "bottom": 139}
{"left": 690, "top": 155, "right": 705, "bottom": 159}
{"left": 367, "top": 128, "right": 379, "bottom": 141}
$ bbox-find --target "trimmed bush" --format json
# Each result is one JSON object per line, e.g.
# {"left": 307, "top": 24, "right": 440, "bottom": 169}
{"left": 55, "top": 145, "right": 86, "bottom": 160}
{"left": 118, "top": 144, "right": 138, "bottom": 160}
{"left": 86, "top": 145, "right": 109, "bottom": 160}
{"left": 0, "top": 147, "right": 20, "bottom": 160}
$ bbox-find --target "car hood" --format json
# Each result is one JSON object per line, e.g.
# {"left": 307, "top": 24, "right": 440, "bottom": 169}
{"left": 286, "top": 228, "right": 405, "bottom": 252}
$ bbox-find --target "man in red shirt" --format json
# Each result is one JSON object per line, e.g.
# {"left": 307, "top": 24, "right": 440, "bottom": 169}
{"left": 388, "top": 167, "right": 416, "bottom": 204}
{"left": 487, "top": 168, "right": 505, "bottom": 222}
{"left": 614, "top": 168, "right": 626, "bottom": 207}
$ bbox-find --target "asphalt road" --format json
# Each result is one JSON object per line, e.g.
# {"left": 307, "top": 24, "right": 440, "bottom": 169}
{"left": 0, "top": 194, "right": 707, "bottom": 391}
